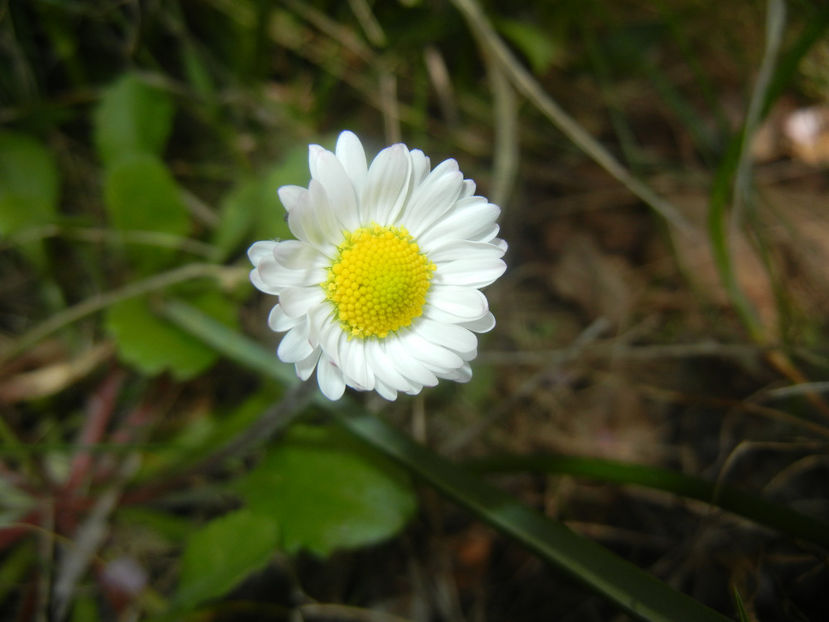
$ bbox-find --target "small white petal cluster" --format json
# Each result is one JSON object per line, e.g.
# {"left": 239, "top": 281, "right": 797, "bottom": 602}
{"left": 248, "top": 131, "right": 507, "bottom": 401}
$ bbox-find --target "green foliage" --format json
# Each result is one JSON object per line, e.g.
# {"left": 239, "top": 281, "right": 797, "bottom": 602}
{"left": 338, "top": 413, "right": 732, "bottom": 622}
{"left": 175, "top": 509, "right": 279, "bottom": 611}
{"left": 105, "top": 289, "right": 235, "bottom": 379}
{"left": 237, "top": 424, "right": 417, "bottom": 556}
{"left": 497, "top": 18, "right": 563, "bottom": 74}
{"left": 71, "top": 593, "right": 99, "bottom": 622}
{"left": 94, "top": 73, "right": 175, "bottom": 168}
{"left": 212, "top": 145, "right": 307, "bottom": 260}
{"left": 0, "top": 131, "right": 59, "bottom": 235}
{"left": 103, "top": 154, "right": 190, "bottom": 238}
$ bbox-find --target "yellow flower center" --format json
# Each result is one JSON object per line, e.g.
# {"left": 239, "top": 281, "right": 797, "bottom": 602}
{"left": 322, "top": 224, "right": 436, "bottom": 339}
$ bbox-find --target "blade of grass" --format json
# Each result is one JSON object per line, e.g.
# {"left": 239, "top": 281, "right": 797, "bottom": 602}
{"left": 336, "top": 412, "right": 732, "bottom": 622}
{"left": 761, "top": 5, "right": 829, "bottom": 117}
{"left": 450, "top": 0, "right": 691, "bottom": 233}
{"left": 0, "top": 263, "right": 246, "bottom": 364}
{"left": 464, "top": 453, "right": 829, "bottom": 549}
{"left": 707, "top": 1, "right": 787, "bottom": 343}
{"left": 732, "top": 587, "right": 750, "bottom": 622}
{"left": 162, "top": 298, "right": 299, "bottom": 388}
{"left": 163, "top": 301, "right": 731, "bottom": 622}
{"left": 707, "top": 0, "right": 829, "bottom": 418}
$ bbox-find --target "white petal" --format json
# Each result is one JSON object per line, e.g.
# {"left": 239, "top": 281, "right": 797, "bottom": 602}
{"left": 460, "top": 179, "right": 476, "bottom": 198}
{"left": 374, "top": 378, "right": 398, "bottom": 401}
{"left": 277, "top": 323, "right": 314, "bottom": 363}
{"left": 317, "top": 314, "right": 344, "bottom": 364}
{"left": 404, "top": 159, "right": 463, "bottom": 237}
{"left": 309, "top": 145, "right": 361, "bottom": 231}
{"left": 268, "top": 304, "right": 299, "bottom": 332}
{"left": 433, "top": 258, "right": 507, "bottom": 288}
{"left": 287, "top": 190, "right": 329, "bottom": 254}
{"left": 404, "top": 332, "right": 464, "bottom": 373}
{"left": 335, "top": 131, "right": 368, "bottom": 195}
{"left": 441, "top": 362, "right": 472, "bottom": 383}
{"left": 365, "top": 339, "right": 416, "bottom": 393}
{"left": 385, "top": 338, "right": 439, "bottom": 387}
{"left": 403, "top": 383, "right": 424, "bottom": 396}
{"left": 279, "top": 286, "right": 326, "bottom": 318}
{"left": 273, "top": 240, "right": 328, "bottom": 271}
{"left": 340, "top": 338, "right": 375, "bottom": 390}
{"left": 409, "top": 149, "right": 431, "bottom": 187}
{"left": 277, "top": 185, "right": 307, "bottom": 213}
{"left": 307, "top": 179, "right": 342, "bottom": 243}
{"left": 459, "top": 311, "right": 496, "bottom": 333}
{"left": 295, "top": 347, "right": 321, "bottom": 381}
{"left": 250, "top": 267, "right": 280, "bottom": 295}
{"left": 427, "top": 240, "right": 506, "bottom": 263}
{"left": 317, "top": 357, "right": 346, "bottom": 400}
{"left": 413, "top": 318, "right": 478, "bottom": 354}
{"left": 361, "top": 143, "right": 412, "bottom": 225}
{"left": 418, "top": 198, "right": 500, "bottom": 250}
{"left": 427, "top": 286, "right": 488, "bottom": 320}
{"left": 247, "top": 240, "right": 277, "bottom": 265}
{"left": 258, "top": 258, "right": 323, "bottom": 289}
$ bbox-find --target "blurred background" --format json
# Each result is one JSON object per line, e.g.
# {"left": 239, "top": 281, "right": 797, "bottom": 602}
{"left": 1, "top": 0, "right": 829, "bottom": 620}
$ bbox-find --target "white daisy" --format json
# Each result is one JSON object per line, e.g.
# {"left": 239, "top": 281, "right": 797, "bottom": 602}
{"left": 248, "top": 130, "right": 507, "bottom": 401}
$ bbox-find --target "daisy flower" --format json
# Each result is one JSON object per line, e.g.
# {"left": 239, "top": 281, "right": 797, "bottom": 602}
{"left": 248, "top": 131, "right": 507, "bottom": 401}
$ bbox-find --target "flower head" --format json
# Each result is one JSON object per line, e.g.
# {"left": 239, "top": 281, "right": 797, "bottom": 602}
{"left": 248, "top": 131, "right": 507, "bottom": 400}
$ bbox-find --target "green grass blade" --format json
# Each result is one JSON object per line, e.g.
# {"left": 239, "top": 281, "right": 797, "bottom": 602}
{"left": 163, "top": 301, "right": 731, "bottom": 621}
{"left": 762, "top": 5, "right": 829, "bottom": 117}
{"left": 732, "top": 587, "right": 750, "bottom": 622}
{"left": 465, "top": 454, "right": 829, "bottom": 549}
{"left": 707, "top": 0, "right": 829, "bottom": 342}
{"left": 161, "top": 298, "right": 300, "bottom": 388}
{"left": 336, "top": 413, "right": 732, "bottom": 622}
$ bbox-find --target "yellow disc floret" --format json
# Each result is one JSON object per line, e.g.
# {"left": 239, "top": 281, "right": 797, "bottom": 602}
{"left": 322, "top": 224, "right": 436, "bottom": 339}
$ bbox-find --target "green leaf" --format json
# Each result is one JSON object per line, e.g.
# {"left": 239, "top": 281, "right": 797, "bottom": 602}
{"left": 71, "top": 593, "right": 99, "bottom": 622}
{"left": 497, "top": 19, "right": 563, "bottom": 74}
{"left": 106, "top": 290, "right": 234, "bottom": 380}
{"left": 103, "top": 154, "right": 189, "bottom": 235}
{"left": 103, "top": 154, "right": 190, "bottom": 272}
{"left": 212, "top": 146, "right": 306, "bottom": 260}
{"left": 175, "top": 509, "right": 278, "bottom": 611}
{"left": 94, "top": 73, "right": 175, "bottom": 167}
{"left": 237, "top": 424, "right": 417, "bottom": 557}
{"left": 0, "top": 131, "right": 59, "bottom": 235}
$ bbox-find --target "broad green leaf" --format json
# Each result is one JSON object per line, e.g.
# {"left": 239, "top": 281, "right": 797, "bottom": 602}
{"left": 103, "top": 154, "right": 190, "bottom": 272}
{"left": 94, "top": 73, "right": 174, "bottom": 167}
{"left": 0, "top": 131, "right": 59, "bottom": 235}
{"left": 212, "top": 145, "right": 306, "bottom": 260}
{"left": 106, "top": 290, "right": 234, "bottom": 380}
{"left": 175, "top": 509, "right": 278, "bottom": 611}
{"left": 237, "top": 424, "right": 416, "bottom": 557}
{"left": 103, "top": 154, "right": 189, "bottom": 235}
